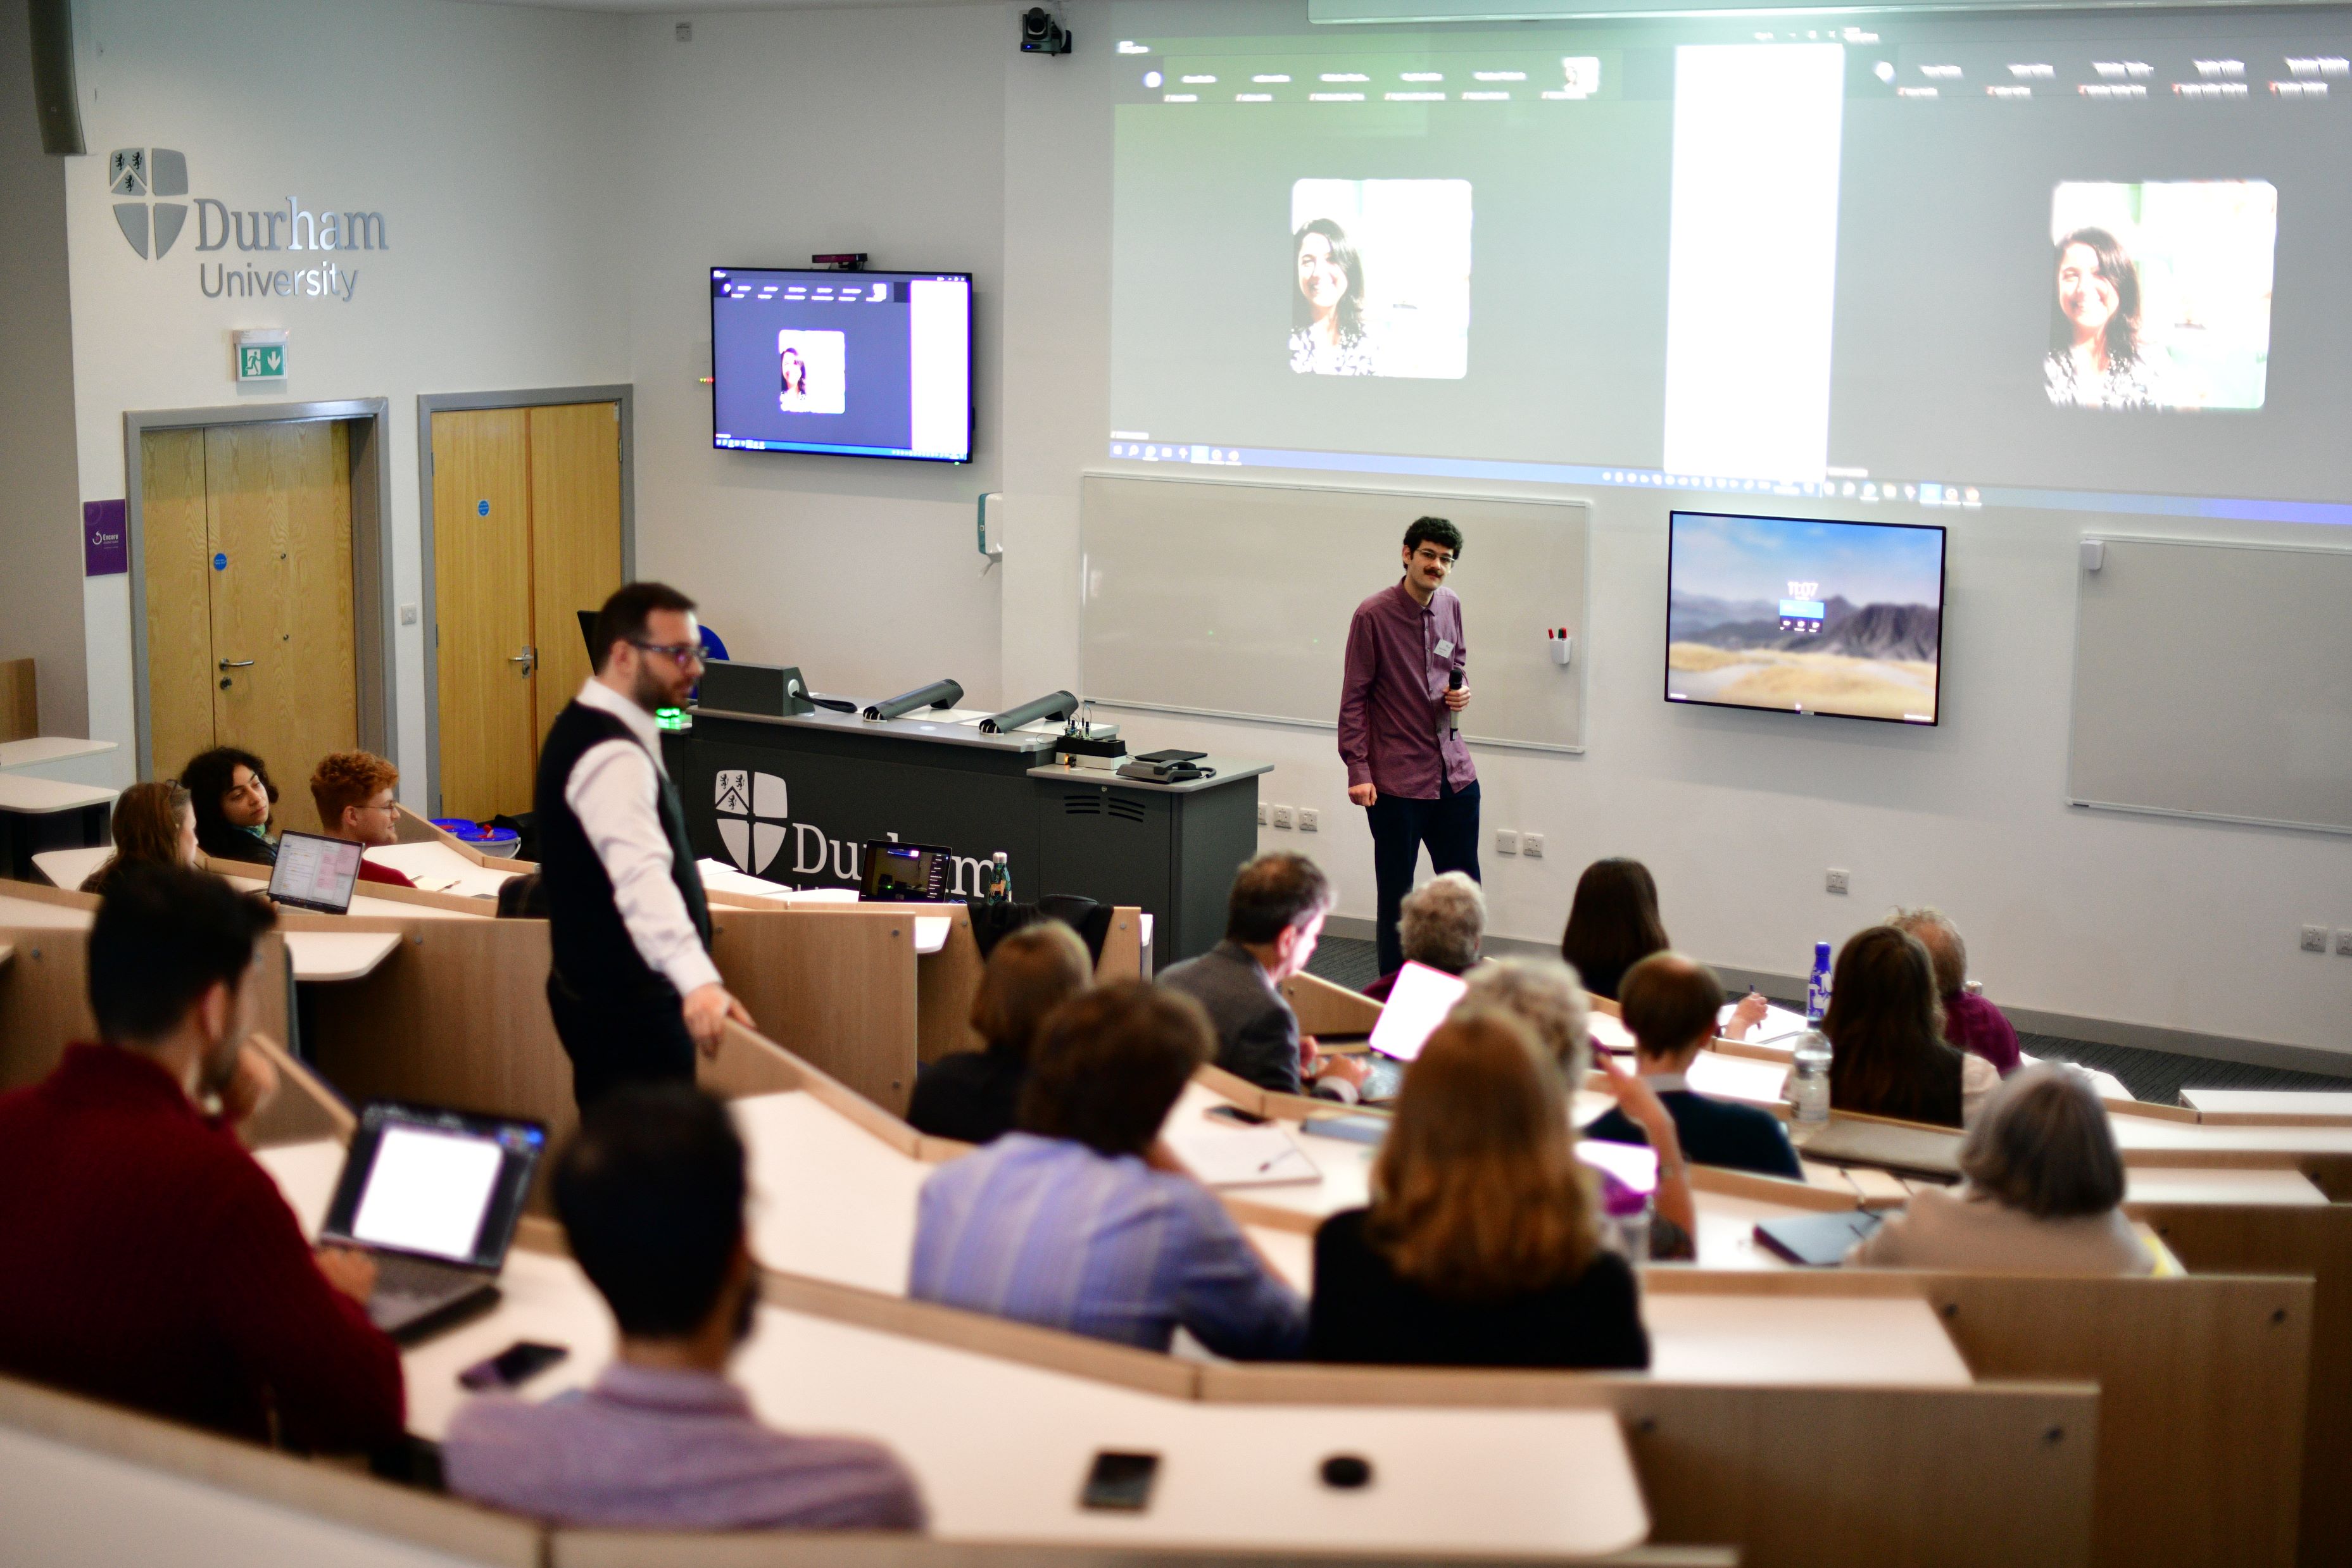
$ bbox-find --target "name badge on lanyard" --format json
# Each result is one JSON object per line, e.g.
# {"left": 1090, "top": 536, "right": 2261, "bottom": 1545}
{"left": 1433, "top": 639, "right": 1455, "bottom": 661}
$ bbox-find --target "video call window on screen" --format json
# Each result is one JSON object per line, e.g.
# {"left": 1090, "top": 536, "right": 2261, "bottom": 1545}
{"left": 710, "top": 267, "right": 972, "bottom": 463}
{"left": 1666, "top": 511, "right": 1946, "bottom": 727}
{"left": 1106, "top": 19, "right": 2349, "bottom": 525}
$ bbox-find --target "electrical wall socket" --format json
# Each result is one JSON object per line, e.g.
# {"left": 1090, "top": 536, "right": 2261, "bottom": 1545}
{"left": 1495, "top": 829, "right": 1520, "bottom": 855}
{"left": 1271, "top": 805, "right": 1294, "bottom": 830}
{"left": 1298, "top": 807, "right": 1319, "bottom": 832}
{"left": 1826, "top": 868, "right": 1851, "bottom": 895}
{"left": 2336, "top": 929, "right": 2352, "bottom": 956}
{"left": 2301, "top": 924, "right": 2329, "bottom": 953}
{"left": 1523, "top": 832, "right": 1544, "bottom": 858}
{"left": 1255, "top": 802, "right": 1267, "bottom": 826}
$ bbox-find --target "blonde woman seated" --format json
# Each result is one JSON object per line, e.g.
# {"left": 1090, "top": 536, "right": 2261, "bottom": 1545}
{"left": 1848, "top": 1065, "right": 2151, "bottom": 1275}
{"left": 1307, "top": 1007, "right": 1651, "bottom": 1369}
{"left": 1461, "top": 958, "right": 1699, "bottom": 1260}
{"left": 79, "top": 781, "right": 199, "bottom": 896}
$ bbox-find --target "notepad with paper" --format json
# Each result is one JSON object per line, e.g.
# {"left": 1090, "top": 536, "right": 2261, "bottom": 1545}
{"left": 1164, "top": 1116, "right": 1322, "bottom": 1188}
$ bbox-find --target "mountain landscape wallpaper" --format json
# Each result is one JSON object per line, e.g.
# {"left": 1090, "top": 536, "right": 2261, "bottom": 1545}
{"left": 1666, "top": 515, "right": 1946, "bottom": 724}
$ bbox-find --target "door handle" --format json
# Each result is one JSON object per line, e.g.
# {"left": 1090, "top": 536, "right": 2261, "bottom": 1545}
{"left": 218, "top": 658, "right": 255, "bottom": 669}
{"left": 509, "top": 646, "right": 537, "bottom": 676}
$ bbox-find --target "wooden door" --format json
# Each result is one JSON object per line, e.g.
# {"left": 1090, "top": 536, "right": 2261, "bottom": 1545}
{"left": 526, "top": 402, "right": 624, "bottom": 740}
{"left": 140, "top": 428, "right": 218, "bottom": 781}
{"left": 204, "top": 422, "right": 356, "bottom": 836}
{"left": 432, "top": 408, "right": 536, "bottom": 822}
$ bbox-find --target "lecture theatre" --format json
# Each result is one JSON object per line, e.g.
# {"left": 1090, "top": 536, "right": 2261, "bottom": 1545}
{"left": 2, "top": 2, "right": 2350, "bottom": 1565}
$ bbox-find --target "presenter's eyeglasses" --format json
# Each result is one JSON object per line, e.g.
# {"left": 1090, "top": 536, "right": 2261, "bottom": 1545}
{"left": 631, "top": 640, "right": 705, "bottom": 670}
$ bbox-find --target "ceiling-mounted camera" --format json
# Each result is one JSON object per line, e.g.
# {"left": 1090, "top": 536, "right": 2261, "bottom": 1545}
{"left": 1019, "top": 5, "right": 1072, "bottom": 56}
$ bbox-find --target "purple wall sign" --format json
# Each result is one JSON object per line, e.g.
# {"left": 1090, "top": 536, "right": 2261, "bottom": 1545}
{"left": 83, "top": 499, "right": 128, "bottom": 577}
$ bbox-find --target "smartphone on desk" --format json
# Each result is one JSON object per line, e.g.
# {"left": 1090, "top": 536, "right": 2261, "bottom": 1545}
{"left": 1205, "top": 1105, "right": 1268, "bottom": 1127}
{"left": 458, "top": 1339, "right": 568, "bottom": 1391}
{"left": 1081, "top": 1450, "right": 1160, "bottom": 1511}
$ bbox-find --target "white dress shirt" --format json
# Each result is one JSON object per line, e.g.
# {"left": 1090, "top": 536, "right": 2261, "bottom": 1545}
{"left": 564, "top": 678, "right": 722, "bottom": 999}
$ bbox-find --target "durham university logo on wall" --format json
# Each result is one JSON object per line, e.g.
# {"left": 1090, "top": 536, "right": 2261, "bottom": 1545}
{"left": 109, "top": 146, "right": 386, "bottom": 302}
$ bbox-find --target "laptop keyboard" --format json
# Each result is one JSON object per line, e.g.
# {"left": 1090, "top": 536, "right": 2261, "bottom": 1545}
{"left": 368, "top": 1251, "right": 477, "bottom": 1314}
{"left": 1360, "top": 1055, "right": 1407, "bottom": 1105}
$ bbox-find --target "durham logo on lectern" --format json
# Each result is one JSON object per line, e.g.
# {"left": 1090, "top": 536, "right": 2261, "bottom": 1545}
{"left": 712, "top": 770, "right": 987, "bottom": 893}
{"left": 108, "top": 146, "right": 384, "bottom": 301}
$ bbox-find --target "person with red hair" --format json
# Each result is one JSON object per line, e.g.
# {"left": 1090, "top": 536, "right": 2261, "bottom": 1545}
{"left": 309, "top": 750, "right": 416, "bottom": 887}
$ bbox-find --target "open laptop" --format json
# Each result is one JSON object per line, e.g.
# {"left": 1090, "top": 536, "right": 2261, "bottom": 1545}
{"left": 267, "top": 831, "right": 364, "bottom": 915}
{"left": 1357, "top": 962, "right": 1471, "bottom": 1103}
{"left": 318, "top": 1100, "right": 547, "bottom": 1343}
{"left": 861, "top": 841, "right": 953, "bottom": 902}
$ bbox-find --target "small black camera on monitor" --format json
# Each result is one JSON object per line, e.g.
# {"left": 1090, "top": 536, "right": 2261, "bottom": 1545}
{"left": 1019, "top": 5, "right": 1071, "bottom": 56}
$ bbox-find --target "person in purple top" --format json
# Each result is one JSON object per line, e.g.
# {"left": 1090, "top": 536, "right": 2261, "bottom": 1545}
{"left": 1339, "top": 516, "right": 1481, "bottom": 976}
{"left": 444, "top": 1086, "right": 924, "bottom": 1533}
{"left": 1890, "top": 907, "right": 2022, "bottom": 1077}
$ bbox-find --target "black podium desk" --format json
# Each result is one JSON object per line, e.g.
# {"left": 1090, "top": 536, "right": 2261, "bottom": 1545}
{"left": 662, "top": 706, "right": 1267, "bottom": 970}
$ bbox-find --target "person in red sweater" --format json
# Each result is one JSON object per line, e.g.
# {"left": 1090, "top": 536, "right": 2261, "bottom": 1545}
{"left": 0, "top": 864, "right": 404, "bottom": 1450}
{"left": 310, "top": 749, "right": 417, "bottom": 887}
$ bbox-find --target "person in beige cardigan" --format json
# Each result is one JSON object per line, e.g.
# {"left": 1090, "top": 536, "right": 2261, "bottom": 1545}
{"left": 1848, "top": 1065, "right": 2152, "bottom": 1276}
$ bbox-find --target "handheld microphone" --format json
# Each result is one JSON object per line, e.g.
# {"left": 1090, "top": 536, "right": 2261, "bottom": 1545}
{"left": 1447, "top": 668, "right": 1463, "bottom": 736}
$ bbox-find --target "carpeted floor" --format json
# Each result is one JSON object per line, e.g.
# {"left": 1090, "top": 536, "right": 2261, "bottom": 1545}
{"left": 1304, "top": 936, "right": 2352, "bottom": 1105}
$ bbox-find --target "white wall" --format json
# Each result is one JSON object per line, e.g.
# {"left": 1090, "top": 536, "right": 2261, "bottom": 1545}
{"left": 62, "top": 0, "right": 629, "bottom": 790}
{"left": 615, "top": 6, "right": 1006, "bottom": 706}
{"left": 0, "top": 0, "right": 88, "bottom": 736}
{"left": 984, "top": 0, "right": 2352, "bottom": 1060}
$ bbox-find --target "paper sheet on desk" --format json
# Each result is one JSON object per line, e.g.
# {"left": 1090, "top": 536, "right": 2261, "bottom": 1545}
{"left": 1718, "top": 1000, "right": 1810, "bottom": 1048}
{"left": 1165, "top": 1115, "right": 1321, "bottom": 1188}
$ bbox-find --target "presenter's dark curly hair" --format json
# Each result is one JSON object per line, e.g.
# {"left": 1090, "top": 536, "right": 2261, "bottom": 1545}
{"left": 1404, "top": 516, "right": 1464, "bottom": 559}
{"left": 1292, "top": 217, "right": 1366, "bottom": 342}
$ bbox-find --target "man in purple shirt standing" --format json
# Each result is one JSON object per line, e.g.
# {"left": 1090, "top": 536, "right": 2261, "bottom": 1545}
{"left": 444, "top": 1086, "right": 924, "bottom": 1533}
{"left": 1339, "top": 516, "right": 1481, "bottom": 975}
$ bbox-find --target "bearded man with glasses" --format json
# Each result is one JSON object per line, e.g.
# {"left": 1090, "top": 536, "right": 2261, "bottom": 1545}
{"left": 538, "top": 582, "right": 752, "bottom": 1108}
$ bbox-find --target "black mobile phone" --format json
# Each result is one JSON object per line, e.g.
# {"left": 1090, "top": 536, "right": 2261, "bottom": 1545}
{"left": 1079, "top": 1450, "right": 1160, "bottom": 1511}
{"left": 458, "top": 1339, "right": 568, "bottom": 1391}
{"left": 1205, "top": 1105, "right": 1269, "bottom": 1127}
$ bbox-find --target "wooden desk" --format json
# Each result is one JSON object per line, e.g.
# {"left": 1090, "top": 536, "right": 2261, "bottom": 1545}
{"left": 221, "top": 873, "right": 486, "bottom": 922}
{"left": 362, "top": 841, "right": 519, "bottom": 900}
{"left": 732, "top": 1091, "right": 929, "bottom": 1296}
{"left": 31, "top": 845, "right": 110, "bottom": 890}
{"left": 2181, "top": 1088, "right": 2352, "bottom": 1126}
{"left": 283, "top": 931, "right": 402, "bottom": 984}
{"left": 232, "top": 1175, "right": 1652, "bottom": 1565}
{"left": 2123, "top": 1166, "right": 2328, "bottom": 1207}
{"left": 1644, "top": 1293, "right": 1971, "bottom": 1387}
{"left": 0, "top": 775, "right": 115, "bottom": 879}
{"left": 0, "top": 736, "right": 118, "bottom": 777}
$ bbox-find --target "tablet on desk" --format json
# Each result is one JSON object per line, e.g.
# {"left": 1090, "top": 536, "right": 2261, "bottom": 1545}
{"left": 268, "top": 832, "right": 363, "bottom": 915}
{"left": 1366, "top": 962, "right": 1469, "bottom": 1063}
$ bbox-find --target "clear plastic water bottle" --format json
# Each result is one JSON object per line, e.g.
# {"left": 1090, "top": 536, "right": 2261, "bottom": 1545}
{"left": 1790, "top": 1029, "right": 1832, "bottom": 1125}
{"left": 986, "top": 851, "right": 1011, "bottom": 905}
{"left": 1804, "top": 939, "right": 1833, "bottom": 1024}
{"left": 1599, "top": 1176, "right": 1653, "bottom": 1265}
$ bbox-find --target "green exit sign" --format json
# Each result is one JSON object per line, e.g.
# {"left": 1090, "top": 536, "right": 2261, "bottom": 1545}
{"left": 236, "top": 342, "right": 285, "bottom": 381}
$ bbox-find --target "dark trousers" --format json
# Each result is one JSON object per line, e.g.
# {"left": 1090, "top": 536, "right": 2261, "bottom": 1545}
{"left": 1365, "top": 778, "right": 1482, "bottom": 975}
{"left": 546, "top": 973, "right": 697, "bottom": 1111}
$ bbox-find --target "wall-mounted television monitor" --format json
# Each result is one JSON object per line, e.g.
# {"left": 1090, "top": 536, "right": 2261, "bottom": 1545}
{"left": 1666, "top": 511, "right": 1946, "bottom": 726}
{"left": 710, "top": 267, "right": 972, "bottom": 463}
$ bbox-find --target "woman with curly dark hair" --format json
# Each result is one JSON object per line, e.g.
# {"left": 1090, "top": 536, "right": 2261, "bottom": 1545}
{"left": 182, "top": 746, "right": 280, "bottom": 866}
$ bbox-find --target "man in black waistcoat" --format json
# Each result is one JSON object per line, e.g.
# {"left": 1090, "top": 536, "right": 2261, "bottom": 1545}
{"left": 537, "top": 582, "right": 750, "bottom": 1108}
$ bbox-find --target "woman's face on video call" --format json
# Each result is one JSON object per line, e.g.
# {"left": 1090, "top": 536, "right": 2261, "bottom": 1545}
{"left": 1297, "top": 232, "right": 1347, "bottom": 313}
{"left": 2056, "top": 243, "right": 2118, "bottom": 339}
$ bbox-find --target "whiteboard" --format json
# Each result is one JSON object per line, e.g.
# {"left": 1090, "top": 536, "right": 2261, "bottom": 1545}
{"left": 1079, "top": 474, "right": 1588, "bottom": 753}
{"left": 2068, "top": 536, "right": 2352, "bottom": 835}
